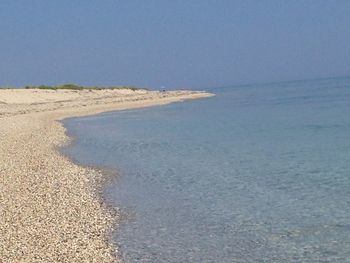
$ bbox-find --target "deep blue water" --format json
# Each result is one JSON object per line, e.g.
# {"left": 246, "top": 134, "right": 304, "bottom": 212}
{"left": 63, "top": 77, "right": 350, "bottom": 262}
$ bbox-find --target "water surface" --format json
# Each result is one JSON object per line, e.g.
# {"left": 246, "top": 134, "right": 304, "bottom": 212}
{"left": 64, "top": 77, "right": 350, "bottom": 262}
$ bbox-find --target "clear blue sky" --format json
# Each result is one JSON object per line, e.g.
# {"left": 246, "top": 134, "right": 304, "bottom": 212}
{"left": 1, "top": 1, "right": 349, "bottom": 89}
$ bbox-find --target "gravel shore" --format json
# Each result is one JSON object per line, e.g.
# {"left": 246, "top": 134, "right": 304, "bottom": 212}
{"left": 0, "top": 89, "right": 213, "bottom": 262}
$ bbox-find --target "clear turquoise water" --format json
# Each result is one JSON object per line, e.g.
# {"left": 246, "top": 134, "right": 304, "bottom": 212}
{"left": 63, "top": 77, "right": 350, "bottom": 262}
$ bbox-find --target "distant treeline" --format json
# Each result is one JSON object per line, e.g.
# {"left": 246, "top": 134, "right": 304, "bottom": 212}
{"left": 24, "top": 84, "right": 142, "bottom": 91}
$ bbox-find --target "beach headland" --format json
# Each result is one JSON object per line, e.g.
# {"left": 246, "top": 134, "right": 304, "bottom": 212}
{"left": 0, "top": 88, "right": 214, "bottom": 262}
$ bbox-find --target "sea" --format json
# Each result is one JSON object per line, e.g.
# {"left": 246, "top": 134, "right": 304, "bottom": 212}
{"left": 63, "top": 77, "right": 350, "bottom": 262}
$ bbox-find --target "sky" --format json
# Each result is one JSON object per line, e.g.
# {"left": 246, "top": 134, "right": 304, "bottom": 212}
{"left": 0, "top": 1, "right": 350, "bottom": 89}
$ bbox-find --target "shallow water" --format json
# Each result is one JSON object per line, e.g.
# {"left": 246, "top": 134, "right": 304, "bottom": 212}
{"left": 63, "top": 77, "right": 350, "bottom": 262}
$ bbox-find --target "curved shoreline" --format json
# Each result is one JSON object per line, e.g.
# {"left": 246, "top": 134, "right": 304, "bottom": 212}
{"left": 0, "top": 89, "right": 214, "bottom": 262}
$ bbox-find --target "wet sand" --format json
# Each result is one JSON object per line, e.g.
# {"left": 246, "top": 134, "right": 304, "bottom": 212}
{"left": 0, "top": 89, "right": 213, "bottom": 262}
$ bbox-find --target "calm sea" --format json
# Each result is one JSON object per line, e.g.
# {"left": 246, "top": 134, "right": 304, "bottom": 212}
{"left": 63, "top": 77, "right": 350, "bottom": 262}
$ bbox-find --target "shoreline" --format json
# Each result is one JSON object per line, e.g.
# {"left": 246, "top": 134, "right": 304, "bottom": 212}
{"left": 0, "top": 89, "right": 214, "bottom": 262}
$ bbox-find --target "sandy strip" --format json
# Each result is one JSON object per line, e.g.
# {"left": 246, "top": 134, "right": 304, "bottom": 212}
{"left": 0, "top": 89, "right": 214, "bottom": 262}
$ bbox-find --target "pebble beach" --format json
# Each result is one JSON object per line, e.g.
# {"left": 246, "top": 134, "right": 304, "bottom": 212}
{"left": 0, "top": 88, "right": 213, "bottom": 262}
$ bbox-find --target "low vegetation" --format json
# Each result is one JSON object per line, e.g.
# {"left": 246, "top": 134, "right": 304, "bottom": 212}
{"left": 23, "top": 84, "right": 142, "bottom": 91}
